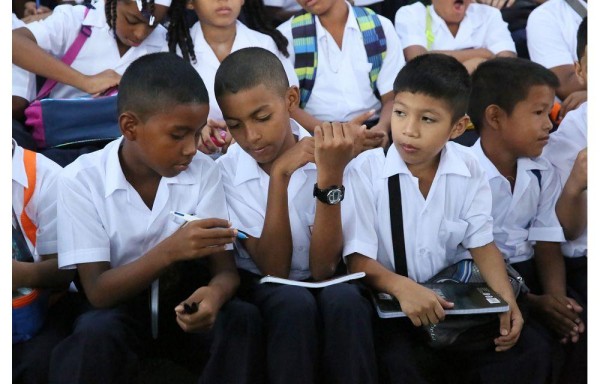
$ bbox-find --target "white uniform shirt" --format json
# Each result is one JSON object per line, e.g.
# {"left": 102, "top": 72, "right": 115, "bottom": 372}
{"left": 26, "top": 1, "right": 168, "bottom": 100}
{"left": 187, "top": 20, "right": 299, "bottom": 122}
{"left": 263, "top": 0, "right": 302, "bottom": 12}
{"left": 13, "top": 14, "right": 36, "bottom": 101}
{"left": 542, "top": 102, "right": 587, "bottom": 257}
{"left": 278, "top": 2, "right": 405, "bottom": 122}
{"left": 526, "top": 0, "right": 586, "bottom": 69}
{"left": 394, "top": 2, "right": 515, "bottom": 54}
{"left": 342, "top": 143, "right": 494, "bottom": 283}
{"left": 57, "top": 137, "right": 230, "bottom": 269}
{"left": 470, "top": 140, "right": 565, "bottom": 264}
{"left": 217, "top": 120, "right": 325, "bottom": 280}
{"left": 12, "top": 140, "right": 62, "bottom": 261}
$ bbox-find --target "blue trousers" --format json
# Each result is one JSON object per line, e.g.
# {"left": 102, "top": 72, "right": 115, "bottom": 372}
{"left": 240, "top": 270, "right": 377, "bottom": 384}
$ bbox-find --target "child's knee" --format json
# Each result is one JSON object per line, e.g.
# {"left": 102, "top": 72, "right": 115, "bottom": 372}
{"left": 266, "top": 285, "right": 318, "bottom": 320}
{"left": 73, "top": 309, "right": 130, "bottom": 341}
{"left": 319, "top": 283, "right": 370, "bottom": 316}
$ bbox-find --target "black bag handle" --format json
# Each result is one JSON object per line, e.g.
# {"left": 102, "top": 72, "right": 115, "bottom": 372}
{"left": 388, "top": 174, "right": 408, "bottom": 277}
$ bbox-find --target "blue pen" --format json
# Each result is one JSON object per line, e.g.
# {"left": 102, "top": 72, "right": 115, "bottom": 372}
{"left": 170, "top": 211, "right": 248, "bottom": 239}
{"left": 35, "top": 0, "right": 40, "bottom": 11}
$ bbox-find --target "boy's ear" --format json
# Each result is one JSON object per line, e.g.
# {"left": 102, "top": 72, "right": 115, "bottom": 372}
{"left": 119, "top": 112, "right": 141, "bottom": 141}
{"left": 449, "top": 115, "right": 470, "bottom": 140}
{"left": 186, "top": 0, "right": 194, "bottom": 10}
{"left": 575, "top": 61, "right": 585, "bottom": 86}
{"left": 286, "top": 85, "right": 301, "bottom": 111}
{"left": 483, "top": 104, "right": 503, "bottom": 131}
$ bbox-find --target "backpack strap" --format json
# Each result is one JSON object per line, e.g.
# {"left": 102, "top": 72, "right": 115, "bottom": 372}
{"left": 388, "top": 174, "right": 408, "bottom": 276}
{"left": 531, "top": 169, "right": 542, "bottom": 190}
{"left": 35, "top": 7, "right": 93, "bottom": 100}
{"left": 425, "top": 5, "right": 434, "bottom": 50}
{"left": 564, "top": 0, "right": 587, "bottom": 19}
{"left": 291, "top": 12, "right": 318, "bottom": 109}
{"left": 353, "top": 6, "right": 387, "bottom": 98}
{"left": 21, "top": 149, "right": 38, "bottom": 247}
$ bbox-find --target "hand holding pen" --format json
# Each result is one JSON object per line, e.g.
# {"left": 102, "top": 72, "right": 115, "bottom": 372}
{"left": 171, "top": 211, "right": 249, "bottom": 239}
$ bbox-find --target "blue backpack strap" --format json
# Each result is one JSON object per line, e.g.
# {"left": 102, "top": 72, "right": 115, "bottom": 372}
{"left": 291, "top": 12, "right": 318, "bottom": 109}
{"left": 353, "top": 6, "right": 387, "bottom": 98}
{"left": 531, "top": 169, "right": 542, "bottom": 189}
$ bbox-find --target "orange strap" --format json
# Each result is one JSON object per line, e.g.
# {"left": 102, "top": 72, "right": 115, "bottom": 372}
{"left": 21, "top": 149, "right": 37, "bottom": 246}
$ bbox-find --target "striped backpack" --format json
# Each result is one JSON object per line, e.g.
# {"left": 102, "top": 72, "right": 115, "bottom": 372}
{"left": 291, "top": 7, "right": 387, "bottom": 108}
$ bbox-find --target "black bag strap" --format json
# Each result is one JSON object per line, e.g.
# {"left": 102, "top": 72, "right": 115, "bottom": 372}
{"left": 388, "top": 174, "right": 408, "bottom": 277}
{"left": 12, "top": 207, "right": 35, "bottom": 263}
{"left": 564, "top": 0, "right": 587, "bottom": 18}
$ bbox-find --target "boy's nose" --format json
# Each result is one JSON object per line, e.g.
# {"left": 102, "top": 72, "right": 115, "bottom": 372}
{"left": 183, "top": 136, "right": 198, "bottom": 156}
{"left": 245, "top": 125, "right": 262, "bottom": 143}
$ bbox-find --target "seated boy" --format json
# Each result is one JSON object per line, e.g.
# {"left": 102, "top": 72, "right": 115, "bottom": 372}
{"left": 277, "top": 0, "right": 406, "bottom": 149}
{"left": 51, "top": 52, "right": 262, "bottom": 384}
{"left": 342, "top": 53, "right": 551, "bottom": 384}
{"left": 468, "top": 57, "right": 586, "bottom": 382}
{"left": 394, "top": 0, "right": 516, "bottom": 74}
{"left": 12, "top": 139, "right": 78, "bottom": 383}
{"left": 214, "top": 47, "right": 377, "bottom": 384}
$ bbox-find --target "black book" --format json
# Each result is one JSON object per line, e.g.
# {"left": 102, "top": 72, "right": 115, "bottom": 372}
{"left": 371, "top": 283, "right": 509, "bottom": 319}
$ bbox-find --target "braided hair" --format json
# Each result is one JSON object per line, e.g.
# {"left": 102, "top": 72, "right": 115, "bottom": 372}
{"left": 104, "top": 0, "right": 196, "bottom": 63}
{"left": 241, "top": 0, "right": 289, "bottom": 57}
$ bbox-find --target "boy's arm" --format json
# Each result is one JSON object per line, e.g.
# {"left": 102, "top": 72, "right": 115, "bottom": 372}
{"left": 290, "top": 107, "right": 322, "bottom": 135}
{"left": 556, "top": 148, "right": 587, "bottom": 240}
{"left": 309, "top": 122, "right": 358, "bottom": 280}
{"left": 12, "top": 254, "right": 75, "bottom": 291}
{"left": 77, "top": 219, "right": 236, "bottom": 308}
{"left": 470, "top": 243, "right": 523, "bottom": 352}
{"left": 242, "top": 137, "right": 315, "bottom": 278}
{"left": 12, "top": 27, "right": 120, "bottom": 95}
{"left": 369, "top": 92, "right": 393, "bottom": 149}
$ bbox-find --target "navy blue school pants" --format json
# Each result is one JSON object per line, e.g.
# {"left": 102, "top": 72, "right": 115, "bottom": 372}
{"left": 239, "top": 270, "right": 377, "bottom": 384}
{"left": 375, "top": 316, "right": 553, "bottom": 384}
{"left": 13, "top": 292, "right": 84, "bottom": 384}
{"left": 48, "top": 293, "right": 263, "bottom": 384}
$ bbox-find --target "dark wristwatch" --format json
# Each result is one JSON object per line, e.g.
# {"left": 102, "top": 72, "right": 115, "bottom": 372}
{"left": 313, "top": 184, "right": 345, "bottom": 205}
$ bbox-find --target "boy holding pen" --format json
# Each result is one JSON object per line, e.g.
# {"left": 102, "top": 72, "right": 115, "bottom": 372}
{"left": 51, "top": 52, "right": 262, "bottom": 384}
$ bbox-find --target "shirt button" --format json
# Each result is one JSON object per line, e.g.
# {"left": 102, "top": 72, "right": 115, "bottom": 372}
{"left": 419, "top": 248, "right": 426, "bottom": 255}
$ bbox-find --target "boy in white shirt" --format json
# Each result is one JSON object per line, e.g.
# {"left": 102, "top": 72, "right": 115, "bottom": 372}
{"left": 394, "top": 0, "right": 516, "bottom": 73}
{"left": 342, "top": 53, "right": 551, "bottom": 383}
{"left": 52, "top": 52, "right": 262, "bottom": 384}
{"left": 215, "top": 47, "right": 377, "bottom": 384}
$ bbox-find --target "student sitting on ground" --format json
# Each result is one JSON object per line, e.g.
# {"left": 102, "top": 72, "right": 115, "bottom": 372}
{"left": 468, "top": 57, "right": 585, "bottom": 384}
{"left": 215, "top": 47, "right": 378, "bottom": 384}
{"left": 341, "top": 53, "right": 552, "bottom": 384}
{"left": 51, "top": 52, "right": 263, "bottom": 384}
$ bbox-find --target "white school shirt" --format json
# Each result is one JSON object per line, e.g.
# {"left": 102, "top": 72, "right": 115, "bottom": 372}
{"left": 277, "top": 2, "right": 405, "bottom": 122}
{"left": 526, "top": 0, "right": 586, "bottom": 69}
{"left": 394, "top": 2, "right": 515, "bottom": 55}
{"left": 342, "top": 143, "right": 494, "bottom": 283}
{"left": 26, "top": 1, "right": 168, "bottom": 100}
{"left": 57, "top": 137, "right": 230, "bottom": 269}
{"left": 216, "top": 119, "right": 327, "bottom": 280}
{"left": 542, "top": 102, "right": 587, "bottom": 257}
{"left": 13, "top": 14, "right": 37, "bottom": 102}
{"left": 470, "top": 140, "right": 565, "bottom": 265}
{"left": 186, "top": 20, "right": 299, "bottom": 122}
{"left": 12, "top": 140, "right": 62, "bottom": 261}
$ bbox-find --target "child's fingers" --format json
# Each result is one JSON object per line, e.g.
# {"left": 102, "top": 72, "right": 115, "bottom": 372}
{"left": 321, "top": 121, "right": 334, "bottom": 141}
{"left": 314, "top": 125, "right": 323, "bottom": 146}
{"left": 349, "top": 109, "right": 376, "bottom": 125}
{"left": 436, "top": 294, "right": 454, "bottom": 310}
{"left": 498, "top": 311, "right": 511, "bottom": 337}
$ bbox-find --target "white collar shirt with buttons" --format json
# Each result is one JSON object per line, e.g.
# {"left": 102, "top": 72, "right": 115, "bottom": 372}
{"left": 527, "top": 0, "right": 586, "bottom": 69}
{"left": 217, "top": 119, "right": 325, "bottom": 281}
{"left": 542, "top": 102, "right": 587, "bottom": 257}
{"left": 342, "top": 142, "right": 494, "bottom": 283}
{"left": 57, "top": 137, "right": 230, "bottom": 269}
{"left": 277, "top": 2, "right": 405, "bottom": 122}
{"left": 187, "top": 20, "right": 299, "bottom": 122}
{"left": 12, "top": 140, "right": 62, "bottom": 261}
{"left": 471, "top": 139, "right": 565, "bottom": 264}
{"left": 26, "top": 1, "right": 168, "bottom": 100}
{"left": 394, "top": 2, "right": 516, "bottom": 55}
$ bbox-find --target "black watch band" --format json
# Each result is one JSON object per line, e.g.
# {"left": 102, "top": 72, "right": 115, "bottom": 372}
{"left": 313, "top": 184, "right": 345, "bottom": 205}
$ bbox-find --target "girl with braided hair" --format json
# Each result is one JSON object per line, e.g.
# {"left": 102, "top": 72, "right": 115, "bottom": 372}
{"left": 187, "top": 0, "right": 299, "bottom": 156}
{"left": 13, "top": 0, "right": 195, "bottom": 101}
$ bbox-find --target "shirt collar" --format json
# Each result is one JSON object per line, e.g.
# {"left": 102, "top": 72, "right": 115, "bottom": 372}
{"left": 472, "top": 139, "right": 546, "bottom": 182}
{"left": 12, "top": 140, "right": 28, "bottom": 188}
{"left": 315, "top": 1, "right": 359, "bottom": 40}
{"left": 233, "top": 119, "right": 314, "bottom": 186}
{"left": 429, "top": 4, "right": 482, "bottom": 35}
{"left": 382, "top": 142, "right": 471, "bottom": 179}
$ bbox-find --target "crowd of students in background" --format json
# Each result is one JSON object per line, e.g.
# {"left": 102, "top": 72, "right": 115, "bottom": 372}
{"left": 12, "top": 0, "right": 587, "bottom": 383}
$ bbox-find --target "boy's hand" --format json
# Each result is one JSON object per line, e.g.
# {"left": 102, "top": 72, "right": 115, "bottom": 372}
{"left": 82, "top": 70, "right": 121, "bottom": 96}
{"left": 493, "top": 301, "right": 523, "bottom": 352}
{"left": 314, "top": 121, "right": 359, "bottom": 181}
{"left": 12, "top": 260, "right": 26, "bottom": 291}
{"left": 569, "top": 148, "right": 587, "bottom": 192}
{"left": 559, "top": 90, "right": 587, "bottom": 121}
{"left": 395, "top": 279, "right": 454, "bottom": 327}
{"left": 163, "top": 218, "right": 236, "bottom": 263}
{"left": 272, "top": 137, "right": 315, "bottom": 178}
{"left": 353, "top": 129, "right": 386, "bottom": 156}
{"left": 174, "top": 286, "right": 221, "bottom": 332}
{"left": 198, "top": 119, "right": 234, "bottom": 155}
{"left": 527, "top": 294, "right": 584, "bottom": 343}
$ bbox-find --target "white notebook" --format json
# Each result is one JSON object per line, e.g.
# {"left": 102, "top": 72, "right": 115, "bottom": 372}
{"left": 259, "top": 272, "right": 366, "bottom": 289}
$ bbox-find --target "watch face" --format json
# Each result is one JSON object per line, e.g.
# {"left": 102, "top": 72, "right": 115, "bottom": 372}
{"left": 326, "top": 189, "right": 342, "bottom": 204}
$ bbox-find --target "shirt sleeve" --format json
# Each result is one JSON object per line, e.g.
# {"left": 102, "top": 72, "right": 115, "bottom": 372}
{"left": 481, "top": 7, "right": 516, "bottom": 54}
{"left": 26, "top": 4, "right": 85, "bottom": 57}
{"left": 30, "top": 154, "right": 62, "bottom": 256}
{"left": 528, "top": 166, "right": 566, "bottom": 242}
{"left": 461, "top": 156, "right": 495, "bottom": 249}
{"left": 376, "top": 15, "right": 406, "bottom": 95}
{"left": 394, "top": 3, "right": 427, "bottom": 50}
{"left": 526, "top": 5, "right": 575, "bottom": 68}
